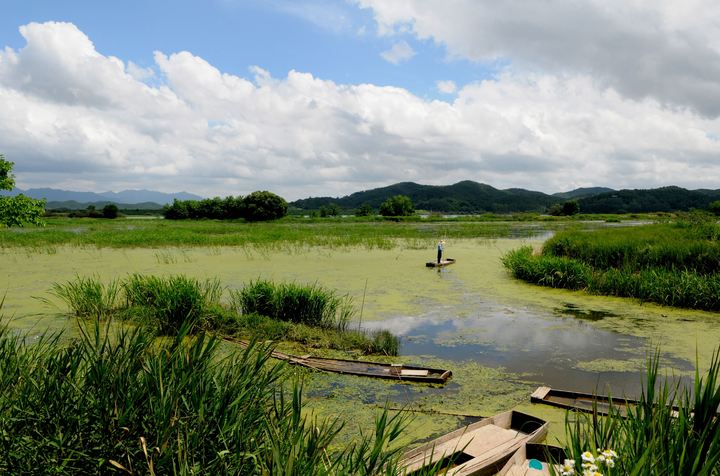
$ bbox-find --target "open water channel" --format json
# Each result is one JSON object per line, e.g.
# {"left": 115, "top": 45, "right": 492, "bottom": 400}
{"left": 2, "top": 225, "right": 719, "bottom": 444}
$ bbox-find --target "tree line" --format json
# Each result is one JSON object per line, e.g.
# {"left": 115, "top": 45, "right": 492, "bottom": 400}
{"left": 163, "top": 191, "right": 288, "bottom": 221}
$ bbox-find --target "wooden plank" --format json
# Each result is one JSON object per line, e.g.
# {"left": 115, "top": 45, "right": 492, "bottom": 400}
{"left": 400, "top": 369, "right": 430, "bottom": 377}
{"left": 530, "top": 386, "right": 551, "bottom": 401}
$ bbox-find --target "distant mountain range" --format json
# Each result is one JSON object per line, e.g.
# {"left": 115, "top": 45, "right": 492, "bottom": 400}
{"left": 3, "top": 183, "right": 719, "bottom": 214}
{"left": 0, "top": 188, "right": 202, "bottom": 208}
{"left": 290, "top": 181, "right": 720, "bottom": 214}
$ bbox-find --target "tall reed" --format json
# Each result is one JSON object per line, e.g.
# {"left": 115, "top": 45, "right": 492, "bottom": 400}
{"left": 123, "top": 274, "right": 222, "bottom": 334}
{"left": 561, "top": 349, "right": 720, "bottom": 475}
{"left": 49, "top": 275, "right": 120, "bottom": 318}
{"left": 233, "top": 280, "right": 355, "bottom": 330}
{"left": 0, "top": 319, "right": 408, "bottom": 474}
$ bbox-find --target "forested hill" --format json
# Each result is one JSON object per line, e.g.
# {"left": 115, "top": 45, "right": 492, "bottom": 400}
{"left": 577, "top": 186, "right": 720, "bottom": 213}
{"left": 292, "top": 182, "right": 720, "bottom": 214}
{"left": 292, "top": 181, "right": 558, "bottom": 213}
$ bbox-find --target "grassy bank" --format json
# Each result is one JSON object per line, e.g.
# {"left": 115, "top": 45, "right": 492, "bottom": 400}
{"left": 503, "top": 221, "right": 720, "bottom": 311}
{"left": 50, "top": 274, "right": 400, "bottom": 356}
{"left": 561, "top": 349, "right": 720, "bottom": 475}
{"left": 0, "top": 214, "right": 664, "bottom": 250}
{"left": 0, "top": 319, "right": 408, "bottom": 474}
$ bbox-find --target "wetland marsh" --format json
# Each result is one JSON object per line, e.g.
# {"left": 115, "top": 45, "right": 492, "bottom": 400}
{"left": 2, "top": 218, "right": 719, "bottom": 448}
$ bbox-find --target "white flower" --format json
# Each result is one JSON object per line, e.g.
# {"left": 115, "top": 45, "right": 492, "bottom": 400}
{"left": 582, "top": 471, "right": 603, "bottom": 476}
{"left": 560, "top": 459, "right": 576, "bottom": 476}
{"left": 597, "top": 454, "right": 606, "bottom": 464}
{"left": 602, "top": 449, "right": 618, "bottom": 459}
{"left": 581, "top": 451, "right": 595, "bottom": 464}
{"left": 605, "top": 459, "right": 615, "bottom": 468}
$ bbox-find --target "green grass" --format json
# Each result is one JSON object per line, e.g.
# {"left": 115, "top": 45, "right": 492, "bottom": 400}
{"left": 560, "top": 349, "right": 720, "bottom": 475}
{"left": 49, "top": 275, "right": 121, "bottom": 318}
{"left": 0, "top": 216, "right": 582, "bottom": 250}
{"left": 0, "top": 318, "right": 409, "bottom": 475}
{"left": 232, "top": 279, "right": 354, "bottom": 330}
{"left": 503, "top": 221, "right": 720, "bottom": 311}
{"left": 49, "top": 275, "right": 400, "bottom": 355}
{"left": 123, "top": 274, "right": 223, "bottom": 334}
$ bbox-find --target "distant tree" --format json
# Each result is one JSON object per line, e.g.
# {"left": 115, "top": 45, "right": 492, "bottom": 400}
{"left": 0, "top": 154, "right": 15, "bottom": 191}
{"left": 163, "top": 199, "right": 189, "bottom": 219}
{"left": 709, "top": 200, "right": 720, "bottom": 216}
{"left": 0, "top": 155, "right": 45, "bottom": 227}
{"left": 355, "top": 203, "right": 374, "bottom": 217}
{"left": 561, "top": 200, "right": 580, "bottom": 216}
{"left": 102, "top": 204, "right": 119, "bottom": 219}
{"left": 548, "top": 200, "right": 580, "bottom": 216}
{"left": 320, "top": 203, "right": 339, "bottom": 218}
{"left": 241, "top": 191, "right": 288, "bottom": 221}
{"left": 223, "top": 195, "right": 245, "bottom": 219}
{"left": 379, "top": 195, "right": 414, "bottom": 217}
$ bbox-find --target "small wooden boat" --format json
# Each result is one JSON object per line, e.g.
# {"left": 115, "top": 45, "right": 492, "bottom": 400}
{"left": 398, "top": 410, "right": 548, "bottom": 475}
{"left": 497, "top": 443, "right": 567, "bottom": 476}
{"left": 530, "top": 386, "right": 636, "bottom": 416}
{"left": 531, "top": 386, "right": 719, "bottom": 419}
{"left": 426, "top": 258, "right": 456, "bottom": 267}
{"left": 223, "top": 337, "right": 452, "bottom": 384}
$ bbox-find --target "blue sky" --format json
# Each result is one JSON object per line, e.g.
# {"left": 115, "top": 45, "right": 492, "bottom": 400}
{"left": 1, "top": 1, "right": 719, "bottom": 199}
{"left": 0, "top": 1, "right": 493, "bottom": 100}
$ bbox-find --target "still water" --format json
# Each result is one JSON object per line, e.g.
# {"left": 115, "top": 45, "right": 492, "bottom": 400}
{"left": 2, "top": 231, "right": 718, "bottom": 444}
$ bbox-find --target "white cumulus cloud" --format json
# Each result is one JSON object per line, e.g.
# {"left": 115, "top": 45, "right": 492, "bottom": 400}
{"left": 357, "top": 0, "right": 720, "bottom": 117}
{"left": 1, "top": 21, "right": 719, "bottom": 200}
{"left": 380, "top": 40, "right": 416, "bottom": 64}
{"left": 436, "top": 80, "right": 457, "bottom": 94}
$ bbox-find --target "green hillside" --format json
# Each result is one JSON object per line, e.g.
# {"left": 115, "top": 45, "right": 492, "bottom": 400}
{"left": 292, "top": 181, "right": 558, "bottom": 213}
{"left": 577, "top": 186, "right": 720, "bottom": 213}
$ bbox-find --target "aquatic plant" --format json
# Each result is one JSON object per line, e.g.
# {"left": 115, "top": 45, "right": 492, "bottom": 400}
{"left": 561, "top": 349, "right": 720, "bottom": 475}
{"left": 503, "top": 224, "right": 720, "bottom": 311}
{"left": 0, "top": 320, "right": 409, "bottom": 474}
{"left": 123, "top": 274, "right": 222, "bottom": 334}
{"left": 233, "top": 280, "right": 354, "bottom": 330}
{"left": 49, "top": 275, "right": 120, "bottom": 318}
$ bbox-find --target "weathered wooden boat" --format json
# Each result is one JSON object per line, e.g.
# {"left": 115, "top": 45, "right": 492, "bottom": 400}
{"left": 223, "top": 337, "right": 452, "bottom": 384}
{"left": 398, "top": 410, "right": 548, "bottom": 475}
{"left": 531, "top": 386, "right": 720, "bottom": 419}
{"left": 497, "top": 443, "right": 567, "bottom": 476}
{"left": 426, "top": 258, "right": 456, "bottom": 267}
{"left": 531, "top": 386, "right": 637, "bottom": 416}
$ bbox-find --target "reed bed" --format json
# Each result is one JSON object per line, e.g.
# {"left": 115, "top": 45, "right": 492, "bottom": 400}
{"left": 0, "top": 216, "right": 555, "bottom": 250}
{"left": 560, "top": 349, "right": 720, "bottom": 475}
{"left": 0, "top": 319, "right": 408, "bottom": 475}
{"left": 123, "top": 274, "right": 222, "bottom": 334}
{"left": 503, "top": 221, "right": 720, "bottom": 311}
{"left": 50, "top": 275, "right": 121, "bottom": 318}
{"left": 232, "top": 280, "right": 354, "bottom": 330}
{"left": 50, "top": 275, "right": 400, "bottom": 355}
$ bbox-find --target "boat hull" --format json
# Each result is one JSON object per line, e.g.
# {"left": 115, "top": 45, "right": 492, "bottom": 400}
{"left": 399, "top": 410, "right": 548, "bottom": 475}
{"left": 426, "top": 258, "right": 456, "bottom": 267}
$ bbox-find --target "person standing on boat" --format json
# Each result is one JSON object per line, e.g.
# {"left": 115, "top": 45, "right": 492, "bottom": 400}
{"left": 437, "top": 240, "right": 445, "bottom": 264}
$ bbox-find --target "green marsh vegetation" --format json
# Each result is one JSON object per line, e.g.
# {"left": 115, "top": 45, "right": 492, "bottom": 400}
{"left": 0, "top": 213, "right": 660, "bottom": 250}
{"left": 503, "top": 217, "right": 720, "bottom": 310}
{"left": 0, "top": 316, "right": 409, "bottom": 475}
{"left": 50, "top": 274, "right": 400, "bottom": 356}
{"left": 561, "top": 349, "right": 720, "bottom": 475}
